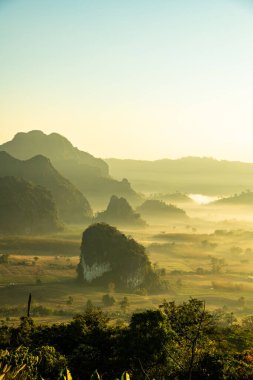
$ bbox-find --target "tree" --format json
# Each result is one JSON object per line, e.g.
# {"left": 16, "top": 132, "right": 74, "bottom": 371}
{"left": 160, "top": 298, "right": 216, "bottom": 380}
{"left": 128, "top": 309, "right": 174, "bottom": 379}
{"left": 33, "top": 345, "right": 67, "bottom": 380}
{"left": 119, "top": 297, "right": 129, "bottom": 313}
{"left": 66, "top": 296, "right": 73, "bottom": 306}
{"left": 102, "top": 294, "right": 115, "bottom": 307}
{"left": 0, "top": 254, "right": 10, "bottom": 264}
{"left": 11, "top": 316, "right": 35, "bottom": 347}
{"left": 209, "top": 256, "right": 226, "bottom": 274}
{"left": 33, "top": 257, "right": 39, "bottom": 265}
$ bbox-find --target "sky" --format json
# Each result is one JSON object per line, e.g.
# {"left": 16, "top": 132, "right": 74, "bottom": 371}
{"left": 1, "top": 0, "right": 253, "bottom": 161}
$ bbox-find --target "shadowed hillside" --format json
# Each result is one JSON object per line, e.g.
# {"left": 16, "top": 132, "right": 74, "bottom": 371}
{"left": 0, "top": 131, "right": 141, "bottom": 208}
{"left": 0, "top": 151, "right": 92, "bottom": 224}
{"left": 95, "top": 195, "right": 146, "bottom": 227}
{"left": 0, "top": 176, "right": 62, "bottom": 234}
{"left": 106, "top": 157, "right": 253, "bottom": 195}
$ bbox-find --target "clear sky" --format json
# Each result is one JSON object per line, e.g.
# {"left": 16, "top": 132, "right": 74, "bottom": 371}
{"left": 1, "top": 0, "right": 253, "bottom": 161}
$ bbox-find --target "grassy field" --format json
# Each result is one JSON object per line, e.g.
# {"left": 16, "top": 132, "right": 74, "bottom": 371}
{"left": 2, "top": 209, "right": 253, "bottom": 324}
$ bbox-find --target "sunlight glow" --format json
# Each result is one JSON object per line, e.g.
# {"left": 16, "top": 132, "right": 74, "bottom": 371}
{"left": 189, "top": 194, "right": 219, "bottom": 204}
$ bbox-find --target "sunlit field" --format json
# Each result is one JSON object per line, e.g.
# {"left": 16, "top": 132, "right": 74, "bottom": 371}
{"left": 2, "top": 198, "right": 253, "bottom": 326}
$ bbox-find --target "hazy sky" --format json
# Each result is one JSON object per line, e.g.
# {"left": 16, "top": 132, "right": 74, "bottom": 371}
{"left": 1, "top": 0, "right": 253, "bottom": 161}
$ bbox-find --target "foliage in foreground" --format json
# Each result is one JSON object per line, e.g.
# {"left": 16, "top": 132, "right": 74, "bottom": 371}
{"left": 1, "top": 299, "right": 253, "bottom": 379}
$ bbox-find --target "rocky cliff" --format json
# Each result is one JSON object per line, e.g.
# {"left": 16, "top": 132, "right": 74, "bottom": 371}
{"left": 77, "top": 223, "right": 159, "bottom": 291}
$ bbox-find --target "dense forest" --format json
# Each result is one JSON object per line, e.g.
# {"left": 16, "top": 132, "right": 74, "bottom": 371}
{"left": 1, "top": 299, "right": 253, "bottom": 379}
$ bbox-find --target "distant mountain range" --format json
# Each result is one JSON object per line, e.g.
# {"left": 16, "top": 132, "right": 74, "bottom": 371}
{"left": 0, "top": 151, "right": 92, "bottom": 224}
{"left": 0, "top": 176, "right": 62, "bottom": 234}
{"left": 0, "top": 131, "right": 141, "bottom": 208}
{"left": 106, "top": 157, "right": 253, "bottom": 195}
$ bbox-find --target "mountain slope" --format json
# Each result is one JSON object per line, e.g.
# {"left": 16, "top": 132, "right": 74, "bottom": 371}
{"left": 0, "top": 131, "right": 141, "bottom": 207}
{"left": 0, "top": 176, "right": 62, "bottom": 234}
{"left": 0, "top": 152, "right": 92, "bottom": 223}
{"left": 0, "top": 130, "right": 108, "bottom": 177}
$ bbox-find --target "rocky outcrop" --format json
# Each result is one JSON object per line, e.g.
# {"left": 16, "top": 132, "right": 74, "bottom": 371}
{"left": 77, "top": 223, "right": 158, "bottom": 291}
{"left": 95, "top": 195, "right": 146, "bottom": 227}
{"left": 0, "top": 176, "right": 62, "bottom": 234}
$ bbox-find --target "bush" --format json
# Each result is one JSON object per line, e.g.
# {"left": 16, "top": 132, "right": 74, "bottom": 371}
{"left": 102, "top": 294, "right": 115, "bottom": 307}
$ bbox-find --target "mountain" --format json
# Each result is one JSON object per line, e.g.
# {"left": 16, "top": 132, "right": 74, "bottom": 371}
{"left": 0, "top": 152, "right": 92, "bottom": 223}
{"left": 95, "top": 195, "right": 146, "bottom": 227}
{"left": 77, "top": 223, "right": 162, "bottom": 291}
{"left": 211, "top": 191, "right": 253, "bottom": 206}
{"left": 0, "top": 177, "right": 62, "bottom": 234}
{"left": 0, "top": 131, "right": 141, "bottom": 208}
{"left": 106, "top": 157, "right": 253, "bottom": 195}
{"left": 0, "top": 130, "right": 108, "bottom": 176}
{"left": 136, "top": 200, "right": 188, "bottom": 219}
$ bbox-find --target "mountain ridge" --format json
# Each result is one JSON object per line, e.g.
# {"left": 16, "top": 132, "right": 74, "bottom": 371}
{"left": 105, "top": 157, "right": 253, "bottom": 195}
{"left": 0, "top": 131, "right": 142, "bottom": 208}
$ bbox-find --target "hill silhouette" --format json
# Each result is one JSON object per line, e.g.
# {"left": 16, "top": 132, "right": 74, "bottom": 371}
{"left": 0, "top": 131, "right": 141, "bottom": 207}
{"left": 95, "top": 195, "right": 146, "bottom": 226}
{"left": 0, "top": 176, "right": 62, "bottom": 234}
{"left": 0, "top": 151, "right": 92, "bottom": 224}
{"left": 211, "top": 191, "right": 253, "bottom": 206}
{"left": 158, "top": 192, "right": 193, "bottom": 203}
{"left": 77, "top": 223, "right": 161, "bottom": 291}
{"left": 106, "top": 157, "right": 253, "bottom": 195}
{"left": 136, "top": 200, "right": 188, "bottom": 219}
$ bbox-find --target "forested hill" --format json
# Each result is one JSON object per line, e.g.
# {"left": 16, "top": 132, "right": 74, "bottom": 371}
{"left": 106, "top": 157, "right": 253, "bottom": 194}
{"left": 0, "top": 176, "right": 62, "bottom": 234}
{"left": 0, "top": 151, "right": 92, "bottom": 224}
{"left": 0, "top": 131, "right": 141, "bottom": 208}
{"left": 95, "top": 196, "right": 146, "bottom": 226}
{"left": 136, "top": 199, "right": 187, "bottom": 219}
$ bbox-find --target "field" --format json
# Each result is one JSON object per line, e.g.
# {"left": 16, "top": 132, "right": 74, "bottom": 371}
{"left": 2, "top": 202, "right": 253, "bottom": 325}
